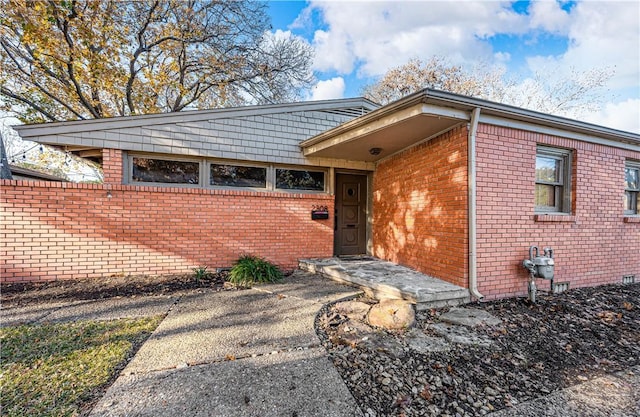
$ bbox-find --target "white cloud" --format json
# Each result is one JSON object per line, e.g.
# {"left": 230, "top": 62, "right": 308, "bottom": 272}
{"left": 306, "top": 1, "right": 526, "bottom": 77}
{"left": 310, "top": 77, "right": 346, "bottom": 101}
{"left": 526, "top": 1, "right": 639, "bottom": 92}
{"left": 583, "top": 98, "right": 640, "bottom": 133}
{"left": 528, "top": 0, "right": 571, "bottom": 34}
{"left": 296, "top": 0, "right": 639, "bottom": 132}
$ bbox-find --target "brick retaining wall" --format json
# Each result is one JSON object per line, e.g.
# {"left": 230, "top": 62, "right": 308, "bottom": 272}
{"left": 1, "top": 180, "right": 333, "bottom": 283}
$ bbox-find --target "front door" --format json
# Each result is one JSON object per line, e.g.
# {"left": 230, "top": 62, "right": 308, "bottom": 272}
{"left": 335, "top": 174, "right": 367, "bottom": 256}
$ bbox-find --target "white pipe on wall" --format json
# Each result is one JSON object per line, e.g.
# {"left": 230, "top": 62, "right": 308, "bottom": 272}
{"left": 468, "top": 107, "right": 484, "bottom": 300}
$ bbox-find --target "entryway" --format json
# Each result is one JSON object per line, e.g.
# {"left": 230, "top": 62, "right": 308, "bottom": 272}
{"left": 298, "top": 257, "right": 471, "bottom": 310}
{"left": 334, "top": 173, "right": 367, "bottom": 256}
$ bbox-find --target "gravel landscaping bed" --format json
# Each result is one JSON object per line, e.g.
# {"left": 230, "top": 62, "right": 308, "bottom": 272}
{"left": 316, "top": 283, "right": 640, "bottom": 417}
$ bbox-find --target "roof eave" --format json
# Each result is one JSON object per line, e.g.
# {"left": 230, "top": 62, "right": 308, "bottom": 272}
{"left": 300, "top": 89, "right": 640, "bottom": 149}
{"left": 14, "top": 97, "right": 381, "bottom": 138}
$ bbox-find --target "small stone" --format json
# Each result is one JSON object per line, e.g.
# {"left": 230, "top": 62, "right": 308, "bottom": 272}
{"left": 176, "top": 362, "right": 188, "bottom": 369}
{"left": 484, "top": 386, "right": 498, "bottom": 396}
{"left": 381, "top": 377, "right": 391, "bottom": 385}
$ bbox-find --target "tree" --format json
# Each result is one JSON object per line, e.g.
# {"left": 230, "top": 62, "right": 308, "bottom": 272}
{"left": 1, "top": 116, "right": 103, "bottom": 181}
{"left": 0, "top": 132, "right": 12, "bottom": 179}
{"left": 1, "top": 0, "right": 314, "bottom": 123}
{"left": 362, "top": 57, "right": 508, "bottom": 106}
{"left": 361, "top": 57, "right": 613, "bottom": 119}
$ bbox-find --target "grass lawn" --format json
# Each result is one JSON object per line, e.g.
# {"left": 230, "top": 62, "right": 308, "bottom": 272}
{"left": 0, "top": 316, "right": 163, "bottom": 417}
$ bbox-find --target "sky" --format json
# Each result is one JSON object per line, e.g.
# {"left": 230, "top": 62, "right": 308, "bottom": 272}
{"left": 266, "top": 0, "right": 640, "bottom": 133}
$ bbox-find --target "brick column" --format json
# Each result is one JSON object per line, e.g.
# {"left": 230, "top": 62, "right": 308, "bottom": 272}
{"left": 102, "top": 149, "right": 123, "bottom": 184}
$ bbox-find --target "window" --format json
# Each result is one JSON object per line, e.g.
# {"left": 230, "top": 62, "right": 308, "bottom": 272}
{"left": 127, "top": 154, "right": 328, "bottom": 193}
{"left": 210, "top": 164, "right": 266, "bottom": 188}
{"left": 535, "top": 146, "right": 572, "bottom": 213}
{"left": 276, "top": 169, "right": 325, "bottom": 191}
{"left": 132, "top": 157, "right": 200, "bottom": 184}
{"left": 625, "top": 161, "right": 640, "bottom": 215}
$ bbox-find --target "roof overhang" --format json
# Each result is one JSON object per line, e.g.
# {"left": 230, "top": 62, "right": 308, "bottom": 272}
{"left": 301, "top": 89, "right": 640, "bottom": 162}
{"left": 301, "top": 102, "right": 468, "bottom": 162}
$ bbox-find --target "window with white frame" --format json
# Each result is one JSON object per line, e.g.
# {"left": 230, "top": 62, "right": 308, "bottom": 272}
{"left": 535, "top": 146, "right": 572, "bottom": 213}
{"left": 625, "top": 161, "right": 640, "bottom": 215}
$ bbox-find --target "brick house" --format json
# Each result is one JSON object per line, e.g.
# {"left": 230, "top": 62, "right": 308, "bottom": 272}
{"left": 2, "top": 90, "right": 639, "bottom": 300}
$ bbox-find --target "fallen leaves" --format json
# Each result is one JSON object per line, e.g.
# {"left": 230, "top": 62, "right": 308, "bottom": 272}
{"left": 419, "top": 386, "right": 432, "bottom": 401}
{"left": 597, "top": 311, "right": 622, "bottom": 322}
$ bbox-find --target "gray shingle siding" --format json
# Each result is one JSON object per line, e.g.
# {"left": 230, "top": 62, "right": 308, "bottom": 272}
{"left": 15, "top": 99, "right": 378, "bottom": 170}
{"left": 121, "top": 109, "right": 361, "bottom": 165}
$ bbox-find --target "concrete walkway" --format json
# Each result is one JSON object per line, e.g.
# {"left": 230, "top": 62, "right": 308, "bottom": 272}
{"left": 1, "top": 271, "right": 363, "bottom": 417}
{"left": 2, "top": 271, "right": 638, "bottom": 417}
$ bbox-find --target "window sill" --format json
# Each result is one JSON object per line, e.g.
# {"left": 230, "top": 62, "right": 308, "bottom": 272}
{"left": 623, "top": 216, "right": 640, "bottom": 223}
{"left": 534, "top": 214, "right": 576, "bottom": 222}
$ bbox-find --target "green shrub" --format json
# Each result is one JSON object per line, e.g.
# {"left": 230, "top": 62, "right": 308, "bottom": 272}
{"left": 192, "top": 266, "right": 209, "bottom": 284}
{"left": 228, "top": 255, "right": 283, "bottom": 286}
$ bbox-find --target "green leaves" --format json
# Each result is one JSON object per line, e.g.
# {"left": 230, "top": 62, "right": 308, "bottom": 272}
{"left": 228, "top": 255, "right": 283, "bottom": 287}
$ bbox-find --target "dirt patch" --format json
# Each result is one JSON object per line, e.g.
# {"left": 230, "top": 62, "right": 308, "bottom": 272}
{"left": 0, "top": 272, "right": 231, "bottom": 307}
{"left": 317, "top": 283, "right": 640, "bottom": 417}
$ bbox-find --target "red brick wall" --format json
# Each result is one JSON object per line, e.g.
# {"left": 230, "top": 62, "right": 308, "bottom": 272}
{"left": 0, "top": 181, "right": 334, "bottom": 283}
{"left": 102, "top": 148, "right": 123, "bottom": 184}
{"left": 476, "top": 124, "right": 640, "bottom": 299}
{"left": 372, "top": 125, "right": 469, "bottom": 287}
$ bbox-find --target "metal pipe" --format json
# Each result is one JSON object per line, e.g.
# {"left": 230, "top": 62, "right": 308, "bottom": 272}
{"left": 468, "top": 107, "right": 484, "bottom": 300}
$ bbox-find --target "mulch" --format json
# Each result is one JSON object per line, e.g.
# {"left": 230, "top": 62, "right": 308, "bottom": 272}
{"left": 317, "top": 282, "right": 640, "bottom": 417}
{"left": 0, "top": 272, "right": 230, "bottom": 308}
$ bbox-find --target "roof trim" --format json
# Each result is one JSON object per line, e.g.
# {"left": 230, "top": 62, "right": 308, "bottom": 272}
{"left": 15, "top": 98, "right": 380, "bottom": 138}
{"left": 300, "top": 89, "right": 640, "bottom": 149}
{"left": 9, "top": 165, "right": 67, "bottom": 181}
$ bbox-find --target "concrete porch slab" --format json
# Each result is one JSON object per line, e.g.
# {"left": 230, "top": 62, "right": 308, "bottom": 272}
{"left": 299, "top": 257, "right": 470, "bottom": 310}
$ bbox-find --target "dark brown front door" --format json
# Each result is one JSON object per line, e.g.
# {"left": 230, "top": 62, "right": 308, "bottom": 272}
{"left": 335, "top": 174, "right": 367, "bottom": 256}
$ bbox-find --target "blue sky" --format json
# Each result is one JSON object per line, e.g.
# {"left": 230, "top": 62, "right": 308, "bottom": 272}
{"left": 266, "top": 0, "right": 640, "bottom": 132}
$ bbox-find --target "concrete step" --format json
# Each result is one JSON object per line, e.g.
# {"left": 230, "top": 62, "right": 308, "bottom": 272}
{"left": 299, "top": 257, "right": 470, "bottom": 310}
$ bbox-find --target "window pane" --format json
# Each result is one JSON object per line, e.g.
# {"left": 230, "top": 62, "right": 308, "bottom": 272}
{"left": 625, "top": 191, "right": 638, "bottom": 213}
{"left": 276, "top": 169, "right": 325, "bottom": 191}
{"left": 132, "top": 158, "right": 199, "bottom": 184}
{"left": 210, "top": 164, "right": 266, "bottom": 188}
{"left": 535, "top": 184, "right": 556, "bottom": 208}
{"left": 625, "top": 167, "right": 639, "bottom": 190}
{"left": 536, "top": 156, "right": 560, "bottom": 183}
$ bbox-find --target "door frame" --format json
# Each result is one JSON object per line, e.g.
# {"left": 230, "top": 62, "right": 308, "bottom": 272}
{"left": 333, "top": 170, "right": 372, "bottom": 256}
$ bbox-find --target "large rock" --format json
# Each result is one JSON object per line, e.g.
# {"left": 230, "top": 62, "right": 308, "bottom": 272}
{"left": 333, "top": 300, "right": 372, "bottom": 321}
{"left": 367, "top": 299, "right": 415, "bottom": 331}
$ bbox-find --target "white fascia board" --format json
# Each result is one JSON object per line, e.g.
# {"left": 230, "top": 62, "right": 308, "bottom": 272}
{"left": 479, "top": 114, "right": 640, "bottom": 152}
